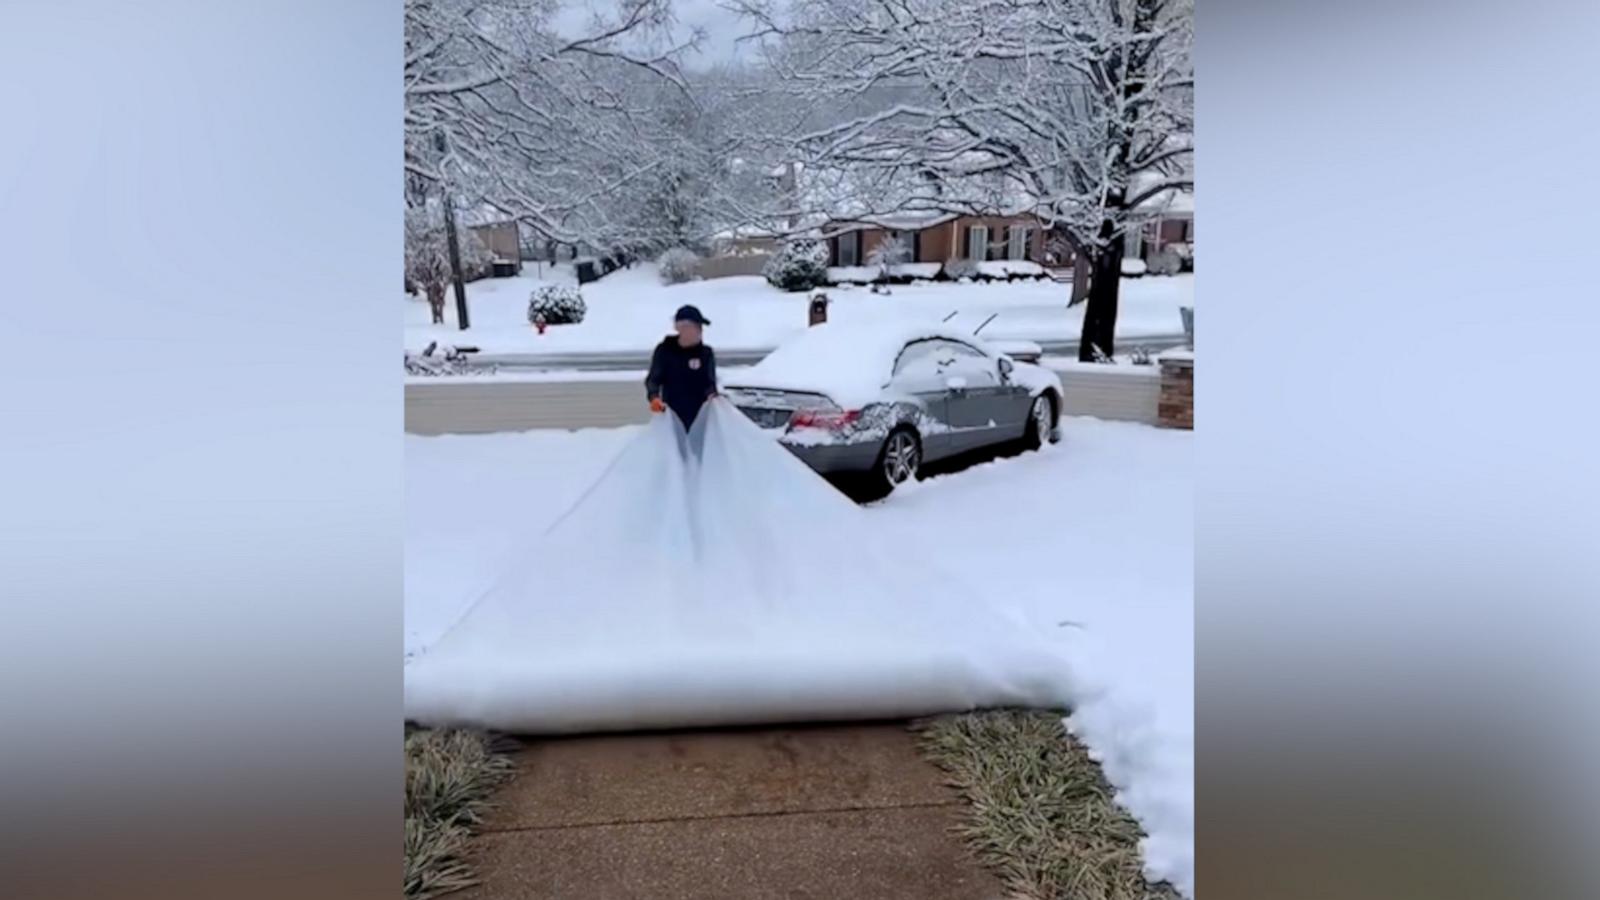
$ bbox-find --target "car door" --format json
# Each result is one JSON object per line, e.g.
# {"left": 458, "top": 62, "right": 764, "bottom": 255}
{"left": 935, "top": 341, "right": 1010, "bottom": 452}
{"left": 887, "top": 339, "right": 956, "bottom": 459}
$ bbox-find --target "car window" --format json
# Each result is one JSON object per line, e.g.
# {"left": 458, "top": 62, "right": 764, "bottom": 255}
{"left": 893, "top": 339, "right": 945, "bottom": 375}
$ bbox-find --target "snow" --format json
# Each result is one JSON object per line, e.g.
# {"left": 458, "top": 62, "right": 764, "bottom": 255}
{"left": 1123, "top": 258, "right": 1149, "bottom": 276}
{"left": 975, "top": 259, "right": 1045, "bottom": 278}
{"left": 721, "top": 321, "right": 1056, "bottom": 410}
{"left": 404, "top": 367, "right": 754, "bottom": 386}
{"left": 824, "top": 262, "right": 943, "bottom": 283}
{"left": 405, "top": 414, "right": 1193, "bottom": 894}
{"left": 1157, "top": 348, "right": 1194, "bottom": 363}
{"left": 1044, "top": 358, "right": 1163, "bottom": 378}
{"left": 406, "top": 262, "right": 1195, "bottom": 355}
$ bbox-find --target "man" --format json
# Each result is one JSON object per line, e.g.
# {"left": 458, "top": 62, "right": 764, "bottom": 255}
{"left": 645, "top": 304, "right": 717, "bottom": 429}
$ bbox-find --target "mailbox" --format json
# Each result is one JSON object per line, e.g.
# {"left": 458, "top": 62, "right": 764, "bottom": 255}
{"left": 808, "top": 293, "right": 831, "bottom": 326}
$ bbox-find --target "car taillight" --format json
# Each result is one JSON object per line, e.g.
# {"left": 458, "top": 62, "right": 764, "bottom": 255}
{"left": 790, "top": 409, "right": 861, "bottom": 430}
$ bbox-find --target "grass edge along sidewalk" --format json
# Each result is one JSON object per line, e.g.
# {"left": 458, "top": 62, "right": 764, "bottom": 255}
{"left": 404, "top": 728, "right": 517, "bottom": 900}
{"left": 913, "top": 710, "right": 1183, "bottom": 900}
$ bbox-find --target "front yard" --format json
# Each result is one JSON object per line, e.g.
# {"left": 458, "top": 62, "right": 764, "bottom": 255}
{"left": 405, "top": 262, "right": 1195, "bottom": 355}
{"left": 405, "top": 415, "right": 1193, "bottom": 893}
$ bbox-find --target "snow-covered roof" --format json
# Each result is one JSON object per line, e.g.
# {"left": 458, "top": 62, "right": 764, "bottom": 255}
{"left": 724, "top": 321, "right": 1036, "bottom": 408}
{"left": 828, "top": 210, "right": 959, "bottom": 232}
{"left": 711, "top": 225, "right": 778, "bottom": 240}
{"left": 458, "top": 202, "right": 517, "bottom": 228}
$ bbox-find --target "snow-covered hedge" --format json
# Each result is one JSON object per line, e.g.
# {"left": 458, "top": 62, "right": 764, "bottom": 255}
{"left": 1122, "top": 258, "right": 1148, "bottom": 277}
{"left": 827, "top": 261, "right": 943, "bottom": 285}
{"left": 763, "top": 239, "right": 830, "bottom": 292}
{"left": 942, "top": 258, "right": 979, "bottom": 281}
{"left": 657, "top": 247, "right": 700, "bottom": 285}
{"left": 527, "top": 284, "right": 587, "bottom": 325}
{"left": 1147, "top": 250, "right": 1183, "bottom": 276}
{"left": 976, "top": 260, "right": 1046, "bottom": 280}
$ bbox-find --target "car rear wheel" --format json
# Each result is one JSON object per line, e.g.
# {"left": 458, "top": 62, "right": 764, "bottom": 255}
{"left": 1023, "top": 394, "right": 1057, "bottom": 450}
{"left": 858, "top": 427, "right": 920, "bottom": 502}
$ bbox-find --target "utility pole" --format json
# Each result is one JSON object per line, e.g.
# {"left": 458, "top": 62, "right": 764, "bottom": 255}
{"left": 434, "top": 131, "right": 470, "bottom": 330}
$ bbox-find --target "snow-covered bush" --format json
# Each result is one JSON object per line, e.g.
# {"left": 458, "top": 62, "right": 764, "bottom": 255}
{"left": 763, "top": 239, "right": 830, "bottom": 292}
{"left": 1121, "top": 258, "right": 1148, "bottom": 277}
{"left": 657, "top": 247, "right": 700, "bottom": 285}
{"left": 942, "top": 258, "right": 979, "bottom": 281}
{"left": 866, "top": 238, "right": 911, "bottom": 280}
{"left": 527, "top": 284, "right": 587, "bottom": 325}
{"left": 1147, "top": 250, "right": 1183, "bottom": 276}
{"left": 405, "top": 342, "right": 496, "bottom": 376}
{"left": 1129, "top": 345, "right": 1155, "bottom": 365}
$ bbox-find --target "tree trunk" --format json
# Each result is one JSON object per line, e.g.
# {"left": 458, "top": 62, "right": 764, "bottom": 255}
{"left": 1078, "top": 239, "right": 1124, "bottom": 362}
{"left": 1070, "top": 245, "right": 1091, "bottom": 306}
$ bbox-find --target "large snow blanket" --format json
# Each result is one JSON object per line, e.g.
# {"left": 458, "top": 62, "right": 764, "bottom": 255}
{"left": 404, "top": 399, "right": 1072, "bottom": 733}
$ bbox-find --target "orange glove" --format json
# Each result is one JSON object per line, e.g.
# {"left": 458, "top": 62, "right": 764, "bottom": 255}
{"left": 649, "top": 396, "right": 666, "bottom": 414}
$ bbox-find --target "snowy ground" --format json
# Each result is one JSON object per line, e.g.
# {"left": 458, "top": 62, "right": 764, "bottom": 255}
{"left": 405, "top": 417, "right": 1193, "bottom": 893}
{"left": 406, "top": 262, "right": 1194, "bottom": 354}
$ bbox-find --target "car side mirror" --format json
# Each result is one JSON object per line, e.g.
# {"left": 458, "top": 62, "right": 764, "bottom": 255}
{"left": 998, "top": 357, "right": 1015, "bottom": 380}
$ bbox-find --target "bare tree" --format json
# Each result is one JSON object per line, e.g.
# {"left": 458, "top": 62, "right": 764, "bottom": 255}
{"left": 731, "top": 0, "right": 1193, "bottom": 359}
{"left": 406, "top": 201, "right": 489, "bottom": 325}
{"left": 405, "top": 0, "right": 701, "bottom": 256}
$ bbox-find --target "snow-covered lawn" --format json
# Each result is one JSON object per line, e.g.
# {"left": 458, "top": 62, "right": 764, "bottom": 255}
{"left": 406, "top": 262, "right": 1194, "bottom": 354}
{"left": 405, "top": 416, "right": 1192, "bottom": 893}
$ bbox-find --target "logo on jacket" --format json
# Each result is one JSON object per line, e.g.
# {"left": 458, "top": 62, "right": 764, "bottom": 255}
{"left": 688, "top": 358, "right": 702, "bottom": 370}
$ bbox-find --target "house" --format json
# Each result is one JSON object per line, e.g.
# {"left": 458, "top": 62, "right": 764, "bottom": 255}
{"left": 823, "top": 211, "right": 1050, "bottom": 267}
{"left": 1126, "top": 177, "right": 1194, "bottom": 268}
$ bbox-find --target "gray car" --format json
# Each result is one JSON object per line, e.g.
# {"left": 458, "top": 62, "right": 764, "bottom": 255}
{"left": 722, "top": 323, "right": 1062, "bottom": 499}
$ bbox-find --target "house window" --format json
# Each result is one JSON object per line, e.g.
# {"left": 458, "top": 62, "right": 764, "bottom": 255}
{"left": 966, "top": 225, "right": 989, "bottom": 261}
{"left": 836, "top": 231, "right": 859, "bottom": 267}
{"left": 1160, "top": 219, "right": 1187, "bottom": 245}
{"left": 1008, "top": 226, "right": 1033, "bottom": 261}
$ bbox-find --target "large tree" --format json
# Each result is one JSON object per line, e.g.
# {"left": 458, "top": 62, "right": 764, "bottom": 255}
{"left": 405, "top": 0, "right": 700, "bottom": 254}
{"left": 732, "top": 0, "right": 1193, "bottom": 359}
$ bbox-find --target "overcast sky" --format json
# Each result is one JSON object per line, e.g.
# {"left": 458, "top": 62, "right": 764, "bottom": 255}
{"left": 551, "top": 0, "right": 762, "bottom": 69}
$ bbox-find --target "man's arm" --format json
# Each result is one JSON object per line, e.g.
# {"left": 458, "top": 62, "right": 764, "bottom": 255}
{"left": 645, "top": 344, "right": 664, "bottom": 400}
{"left": 704, "top": 347, "right": 717, "bottom": 397}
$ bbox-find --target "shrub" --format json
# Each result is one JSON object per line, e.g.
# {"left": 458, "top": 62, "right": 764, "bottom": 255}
{"left": 1121, "top": 258, "right": 1148, "bottom": 277}
{"left": 942, "top": 258, "right": 979, "bottom": 281}
{"left": 527, "top": 283, "right": 587, "bottom": 325}
{"left": 1147, "top": 250, "right": 1183, "bottom": 276}
{"left": 657, "top": 247, "right": 700, "bottom": 285}
{"left": 762, "top": 239, "right": 830, "bottom": 291}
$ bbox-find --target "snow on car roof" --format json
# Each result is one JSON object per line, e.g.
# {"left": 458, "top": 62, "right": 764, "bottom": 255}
{"left": 726, "top": 321, "right": 1005, "bottom": 408}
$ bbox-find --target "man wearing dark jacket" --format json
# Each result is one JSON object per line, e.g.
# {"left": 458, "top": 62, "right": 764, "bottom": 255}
{"left": 645, "top": 305, "right": 717, "bottom": 428}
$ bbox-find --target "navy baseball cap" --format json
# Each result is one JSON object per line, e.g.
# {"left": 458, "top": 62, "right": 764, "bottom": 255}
{"left": 674, "top": 304, "right": 711, "bottom": 326}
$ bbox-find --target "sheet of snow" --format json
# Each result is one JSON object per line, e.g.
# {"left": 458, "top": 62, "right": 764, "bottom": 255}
{"left": 405, "top": 401, "right": 1073, "bottom": 733}
{"left": 406, "top": 262, "right": 1194, "bottom": 355}
{"left": 405, "top": 415, "right": 1193, "bottom": 895}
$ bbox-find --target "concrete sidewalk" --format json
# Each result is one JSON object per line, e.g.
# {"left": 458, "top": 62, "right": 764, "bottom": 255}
{"left": 459, "top": 722, "right": 1005, "bottom": 900}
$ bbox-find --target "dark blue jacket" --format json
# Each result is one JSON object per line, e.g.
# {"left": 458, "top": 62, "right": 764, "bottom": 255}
{"left": 645, "top": 336, "right": 717, "bottom": 427}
